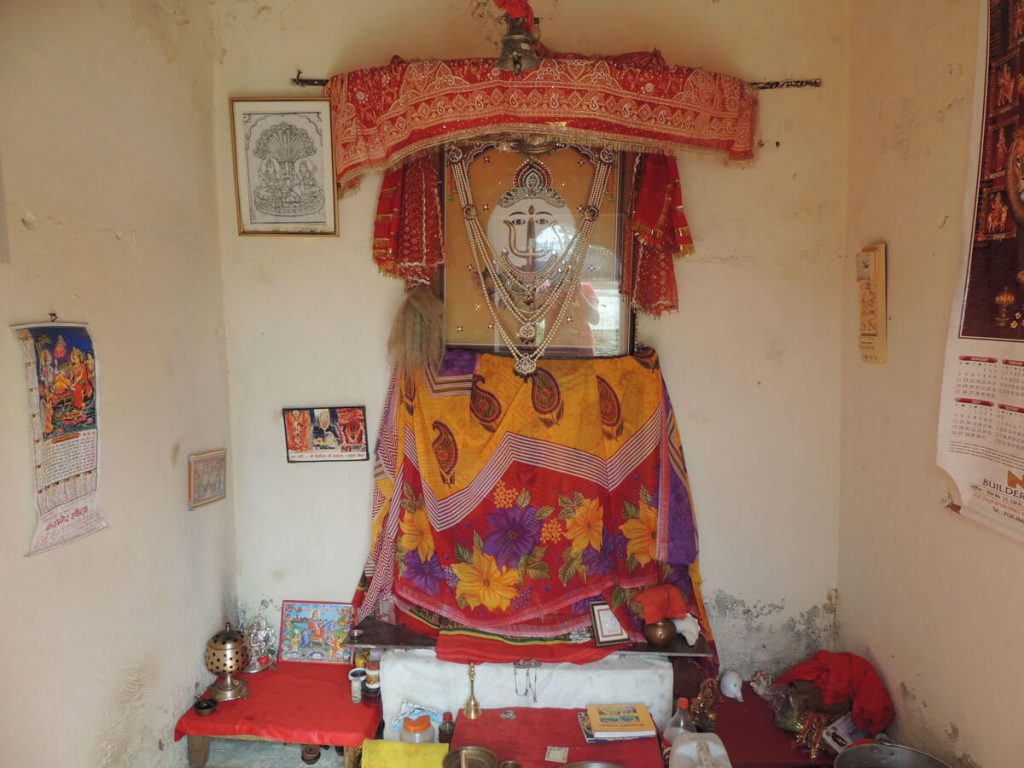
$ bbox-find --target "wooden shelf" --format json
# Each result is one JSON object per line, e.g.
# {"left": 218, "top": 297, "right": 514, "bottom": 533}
{"left": 343, "top": 617, "right": 713, "bottom": 658}
{"left": 613, "top": 633, "right": 713, "bottom": 658}
{"left": 342, "top": 617, "right": 437, "bottom": 651}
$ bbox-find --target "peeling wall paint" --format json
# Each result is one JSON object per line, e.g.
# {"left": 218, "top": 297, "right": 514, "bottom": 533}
{"left": 705, "top": 589, "right": 838, "bottom": 677}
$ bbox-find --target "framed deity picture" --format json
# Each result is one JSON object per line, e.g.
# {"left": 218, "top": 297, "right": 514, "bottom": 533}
{"left": 229, "top": 97, "right": 338, "bottom": 235}
{"left": 442, "top": 138, "right": 633, "bottom": 359}
{"left": 590, "top": 600, "right": 630, "bottom": 646}
{"left": 278, "top": 600, "right": 354, "bottom": 663}
{"left": 282, "top": 406, "right": 369, "bottom": 463}
{"left": 188, "top": 449, "right": 227, "bottom": 509}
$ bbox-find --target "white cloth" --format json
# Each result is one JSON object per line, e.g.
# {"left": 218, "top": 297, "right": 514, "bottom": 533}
{"left": 380, "top": 648, "right": 674, "bottom": 739}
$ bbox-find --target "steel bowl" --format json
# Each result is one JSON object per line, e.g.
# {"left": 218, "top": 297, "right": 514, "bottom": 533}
{"left": 835, "top": 741, "right": 950, "bottom": 768}
{"left": 443, "top": 746, "right": 499, "bottom": 768}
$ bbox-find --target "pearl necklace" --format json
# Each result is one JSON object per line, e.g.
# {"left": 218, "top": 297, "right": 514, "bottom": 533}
{"left": 449, "top": 143, "right": 614, "bottom": 376}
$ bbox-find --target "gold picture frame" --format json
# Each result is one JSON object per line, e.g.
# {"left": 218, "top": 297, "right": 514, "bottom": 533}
{"left": 441, "top": 138, "right": 632, "bottom": 357}
{"left": 188, "top": 449, "right": 227, "bottom": 509}
{"left": 229, "top": 97, "right": 338, "bottom": 236}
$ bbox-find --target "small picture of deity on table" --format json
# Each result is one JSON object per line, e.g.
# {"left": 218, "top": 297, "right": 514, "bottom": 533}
{"left": 278, "top": 600, "right": 354, "bottom": 663}
{"left": 282, "top": 406, "right": 368, "bottom": 462}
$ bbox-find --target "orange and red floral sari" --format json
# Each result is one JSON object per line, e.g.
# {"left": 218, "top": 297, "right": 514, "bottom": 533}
{"left": 353, "top": 348, "right": 714, "bottom": 664}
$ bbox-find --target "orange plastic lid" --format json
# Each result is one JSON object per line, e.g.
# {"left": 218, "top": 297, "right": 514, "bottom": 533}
{"left": 403, "top": 716, "right": 431, "bottom": 733}
{"left": 677, "top": 697, "right": 689, "bottom": 707}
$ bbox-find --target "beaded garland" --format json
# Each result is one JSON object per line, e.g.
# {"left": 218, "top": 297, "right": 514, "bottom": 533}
{"left": 449, "top": 143, "right": 614, "bottom": 377}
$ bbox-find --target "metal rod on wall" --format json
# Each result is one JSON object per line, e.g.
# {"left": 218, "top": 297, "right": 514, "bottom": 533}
{"left": 291, "top": 69, "right": 822, "bottom": 90}
{"left": 292, "top": 70, "right": 329, "bottom": 87}
{"left": 750, "top": 78, "right": 822, "bottom": 90}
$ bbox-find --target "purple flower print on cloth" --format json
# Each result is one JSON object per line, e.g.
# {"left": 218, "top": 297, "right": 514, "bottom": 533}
{"left": 404, "top": 550, "right": 445, "bottom": 595}
{"left": 482, "top": 505, "right": 541, "bottom": 568}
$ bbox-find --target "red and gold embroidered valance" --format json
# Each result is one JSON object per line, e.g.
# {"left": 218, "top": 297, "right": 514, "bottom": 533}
{"left": 325, "top": 50, "right": 757, "bottom": 189}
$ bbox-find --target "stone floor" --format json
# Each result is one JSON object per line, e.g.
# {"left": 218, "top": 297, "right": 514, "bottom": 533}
{"left": 192, "top": 739, "right": 349, "bottom": 768}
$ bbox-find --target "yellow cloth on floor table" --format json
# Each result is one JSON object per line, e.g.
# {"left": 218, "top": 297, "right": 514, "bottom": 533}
{"left": 361, "top": 740, "right": 448, "bottom": 768}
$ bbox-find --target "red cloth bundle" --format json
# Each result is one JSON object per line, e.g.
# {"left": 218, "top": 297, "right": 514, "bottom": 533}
{"left": 494, "top": 0, "right": 536, "bottom": 32}
{"left": 774, "top": 651, "right": 895, "bottom": 734}
{"left": 633, "top": 584, "right": 689, "bottom": 623}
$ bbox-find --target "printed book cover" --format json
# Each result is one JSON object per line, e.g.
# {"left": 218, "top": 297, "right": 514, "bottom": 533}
{"left": 585, "top": 703, "right": 656, "bottom": 739}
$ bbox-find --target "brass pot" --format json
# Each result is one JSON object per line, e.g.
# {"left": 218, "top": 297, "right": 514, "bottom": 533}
{"left": 642, "top": 619, "right": 677, "bottom": 648}
{"left": 205, "top": 622, "right": 250, "bottom": 701}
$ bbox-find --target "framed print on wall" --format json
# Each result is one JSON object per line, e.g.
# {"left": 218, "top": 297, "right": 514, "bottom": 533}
{"left": 229, "top": 97, "right": 338, "bottom": 235}
{"left": 282, "top": 406, "right": 369, "bottom": 463}
{"left": 188, "top": 449, "right": 227, "bottom": 509}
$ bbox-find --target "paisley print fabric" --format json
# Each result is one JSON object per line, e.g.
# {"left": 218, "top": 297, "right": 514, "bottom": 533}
{"left": 351, "top": 349, "right": 714, "bottom": 664}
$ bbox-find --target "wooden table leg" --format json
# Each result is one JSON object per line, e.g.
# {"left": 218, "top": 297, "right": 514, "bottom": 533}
{"left": 344, "top": 746, "right": 360, "bottom": 768}
{"left": 186, "top": 735, "right": 210, "bottom": 768}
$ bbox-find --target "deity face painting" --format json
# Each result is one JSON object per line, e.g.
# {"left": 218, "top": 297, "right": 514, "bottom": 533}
{"left": 486, "top": 159, "right": 576, "bottom": 273}
{"left": 315, "top": 409, "right": 331, "bottom": 430}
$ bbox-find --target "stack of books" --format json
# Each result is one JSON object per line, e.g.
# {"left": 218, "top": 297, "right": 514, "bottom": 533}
{"left": 578, "top": 703, "right": 658, "bottom": 743}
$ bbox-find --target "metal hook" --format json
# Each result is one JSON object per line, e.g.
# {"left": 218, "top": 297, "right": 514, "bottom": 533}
{"left": 48, "top": 312, "right": 57, "bottom": 323}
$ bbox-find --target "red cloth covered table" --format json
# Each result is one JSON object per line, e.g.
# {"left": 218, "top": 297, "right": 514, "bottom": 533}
{"left": 715, "top": 693, "right": 831, "bottom": 768}
{"left": 450, "top": 707, "right": 664, "bottom": 768}
{"left": 174, "top": 662, "right": 381, "bottom": 767}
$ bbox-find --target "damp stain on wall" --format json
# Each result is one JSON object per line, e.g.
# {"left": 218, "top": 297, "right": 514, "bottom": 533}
{"left": 894, "top": 680, "right": 979, "bottom": 768}
{"left": 130, "top": 0, "right": 191, "bottom": 64}
{"left": 705, "top": 588, "right": 838, "bottom": 677}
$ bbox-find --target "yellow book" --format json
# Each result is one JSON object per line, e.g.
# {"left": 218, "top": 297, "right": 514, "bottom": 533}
{"left": 585, "top": 703, "right": 657, "bottom": 739}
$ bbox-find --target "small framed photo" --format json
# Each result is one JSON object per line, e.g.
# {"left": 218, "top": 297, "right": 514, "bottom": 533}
{"left": 590, "top": 600, "right": 630, "bottom": 646}
{"left": 229, "top": 97, "right": 338, "bottom": 235}
{"left": 188, "top": 449, "right": 226, "bottom": 509}
{"left": 283, "top": 406, "right": 369, "bottom": 463}
{"left": 278, "top": 600, "right": 354, "bottom": 663}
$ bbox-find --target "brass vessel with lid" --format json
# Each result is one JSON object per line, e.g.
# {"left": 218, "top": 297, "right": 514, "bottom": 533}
{"left": 205, "top": 622, "right": 250, "bottom": 701}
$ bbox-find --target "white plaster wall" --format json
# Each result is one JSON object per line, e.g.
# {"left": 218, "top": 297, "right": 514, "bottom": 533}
{"left": 215, "top": 0, "right": 846, "bottom": 674}
{"left": 0, "top": 2, "right": 234, "bottom": 766}
{"left": 840, "top": 2, "right": 1022, "bottom": 766}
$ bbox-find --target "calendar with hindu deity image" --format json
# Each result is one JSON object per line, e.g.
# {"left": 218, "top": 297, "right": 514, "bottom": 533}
{"left": 938, "top": 0, "right": 1024, "bottom": 543}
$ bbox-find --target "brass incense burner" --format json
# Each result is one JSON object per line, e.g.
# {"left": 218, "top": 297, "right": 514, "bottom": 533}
{"left": 205, "top": 622, "right": 250, "bottom": 701}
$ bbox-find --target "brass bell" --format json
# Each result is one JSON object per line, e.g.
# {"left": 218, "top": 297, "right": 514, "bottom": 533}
{"left": 495, "top": 17, "right": 540, "bottom": 76}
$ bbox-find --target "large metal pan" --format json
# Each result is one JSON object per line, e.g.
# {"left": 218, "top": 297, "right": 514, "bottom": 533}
{"left": 835, "top": 739, "right": 950, "bottom": 768}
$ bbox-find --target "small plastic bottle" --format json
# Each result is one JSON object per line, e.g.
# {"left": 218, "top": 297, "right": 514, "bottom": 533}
{"left": 400, "top": 715, "right": 436, "bottom": 744}
{"left": 438, "top": 712, "right": 455, "bottom": 744}
{"left": 662, "top": 697, "right": 695, "bottom": 746}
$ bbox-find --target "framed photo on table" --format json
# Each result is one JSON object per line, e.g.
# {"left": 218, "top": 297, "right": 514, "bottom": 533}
{"left": 229, "top": 97, "right": 338, "bottom": 235}
{"left": 278, "top": 600, "right": 354, "bottom": 663}
{"left": 188, "top": 449, "right": 226, "bottom": 509}
{"left": 590, "top": 600, "right": 630, "bottom": 646}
